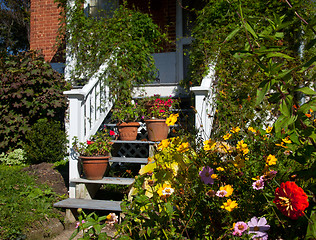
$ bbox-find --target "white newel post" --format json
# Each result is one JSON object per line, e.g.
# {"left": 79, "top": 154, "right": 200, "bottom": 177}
{"left": 190, "top": 65, "right": 216, "bottom": 141}
{"left": 64, "top": 90, "right": 85, "bottom": 198}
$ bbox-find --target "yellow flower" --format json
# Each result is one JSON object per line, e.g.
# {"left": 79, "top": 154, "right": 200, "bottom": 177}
{"left": 203, "top": 139, "right": 216, "bottom": 151}
{"left": 216, "top": 167, "right": 224, "bottom": 172}
{"left": 282, "top": 136, "right": 292, "bottom": 144}
{"left": 236, "top": 140, "right": 249, "bottom": 155}
{"left": 216, "top": 142, "right": 234, "bottom": 154}
{"left": 211, "top": 174, "right": 218, "bottom": 179}
{"left": 275, "top": 142, "right": 288, "bottom": 148}
{"left": 266, "top": 154, "right": 277, "bottom": 165}
{"left": 223, "top": 133, "right": 232, "bottom": 140}
{"left": 231, "top": 127, "right": 241, "bottom": 133}
{"left": 232, "top": 155, "right": 245, "bottom": 168}
{"left": 157, "top": 183, "right": 174, "bottom": 197}
{"left": 266, "top": 126, "right": 273, "bottom": 133}
{"left": 157, "top": 139, "right": 170, "bottom": 150}
{"left": 177, "top": 142, "right": 189, "bottom": 153}
{"left": 220, "top": 185, "right": 234, "bottom": 197}
{"left": 165, "top": 113, "right": 179, "bottom": 126}
{"left": 248, "top": 127, "right": 256, "bottom": 133}
{"left": 221, "top": 199, "right": 238, "bottom": 212}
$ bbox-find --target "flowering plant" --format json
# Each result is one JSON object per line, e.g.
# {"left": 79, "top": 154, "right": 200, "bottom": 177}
{"left": 117, "top": 126, "right": 313, "bottom": 239}
{"left": 70, "top": 208, "right": 118, "bottom": 239}
{"left": 142, "top": 95, "right": 178, "bottom": 119}
{"left": 111, "top": 98, "right": 145, "bottom": 123}
{"left": 72, "top": 130, "right": 114, "bottom": 157}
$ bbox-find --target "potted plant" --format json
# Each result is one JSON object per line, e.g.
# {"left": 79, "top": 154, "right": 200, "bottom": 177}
{"left": 142, "top": 95, "right": 179, "bottom": 141}
{"left": 73, "top": 130, "right": 113, "bottom": 180}
{"left": 111, "top": 97, "right": 145, "bottom": 141}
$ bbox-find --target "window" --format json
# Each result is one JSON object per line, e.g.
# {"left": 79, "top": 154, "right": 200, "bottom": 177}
{"left": 87, "top": 0, "right": 119, "bottom": 19}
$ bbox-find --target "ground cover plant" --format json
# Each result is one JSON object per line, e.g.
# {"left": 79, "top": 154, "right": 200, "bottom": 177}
{"left": 0, "top": 164, "right": 64, "bottom": 239}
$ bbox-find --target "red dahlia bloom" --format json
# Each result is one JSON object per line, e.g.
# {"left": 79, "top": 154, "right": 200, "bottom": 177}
{"left": 273, "top": 181, "right": 309, "bottom": 219}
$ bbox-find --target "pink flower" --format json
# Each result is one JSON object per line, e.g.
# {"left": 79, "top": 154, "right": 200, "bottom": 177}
{"left": 75, "top": 220, "right": 85, "bottom": 229}
{"left": 159, "top": 109, "right": 165, "bottom": 113}
{"left": 216, "top": 190, "right": 227, "bottom": 197}
{"left": 199, "top": 166, "right": 214, "bottom": 184}
{"left": 252, "top": 180, "right": 264, "bottom": 190}
{"left": 233, "top": 221, "right": 248, "bottom": 236}
{"left": 109, "top": 130, "right": 116, "bottom": 136}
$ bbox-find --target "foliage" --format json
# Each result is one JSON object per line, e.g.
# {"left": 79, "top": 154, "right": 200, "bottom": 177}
{"left": 73, "top": 130, "right": 114, "bottom": 157}
{"left": 225, "top": 3, "right": 316, "bottom": 170}
{"left": 61, "top": 0, "right": 166, "bottom": 100}
{"left": 111, "top": 98, "right": 144, "bottom": 123}
{"left": 118, "top": 127, "right": 314, "bottom": 239}
{"left": 70, "top": 208, "right": 118, "bottom": 240}
{"left": 188, "top": 0, "right": 315, "bottom": 132}
{"left": 0, "top": 165, "right": 61, "bottom": 239}
{"left": 0, "top": 0, "right": 30, "bottom": 53}
{"left": 0, "top": 51, "right": 68, "bottom": 152}
{"left": 23, "top": 118, "right": 67, "bottom": 164}
{"left": 0, "top": 148, "right": 26, "bottom": 166}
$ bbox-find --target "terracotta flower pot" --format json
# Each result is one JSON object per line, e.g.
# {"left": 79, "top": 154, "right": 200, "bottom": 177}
{"left": 116, "top": 122, "right": 140, "bottom": 141}
{"left": 79, "top": 155, "right": 110, "bottom": 180}
{"left": 145, "top": 119, "right": 169, "bottom": 141}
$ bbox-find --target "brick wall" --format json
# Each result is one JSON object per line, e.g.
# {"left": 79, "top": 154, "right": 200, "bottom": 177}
{"left": 30, "top": 0, "right": 63, "bottom": 62}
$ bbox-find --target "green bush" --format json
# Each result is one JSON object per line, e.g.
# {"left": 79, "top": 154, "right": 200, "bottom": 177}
{"left": 24, "top": 118, "right": 68, "bottom": 164}
{"left": 0, "top": 148, "right": 26, "bottom": 166}
{"left": 0, "top": 51, "right": 68, "bottom": 152}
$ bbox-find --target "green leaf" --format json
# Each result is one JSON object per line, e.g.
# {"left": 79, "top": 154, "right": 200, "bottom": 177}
{"left": 224, "top": 27, "right": 241, "bottom": 43}
{"left": 266, "top": 52, "right": 294, "bottom": 60}
{"left": 280, "top": 99, "right": 290, "bottom": 117}
{"left": 245, "top": 22, "right": 258, "bottom": 39}
{"left": 295, "top": 87, "right": 316, "bottom": 95}
{"left": 256, "top": 80, "right": 271, "bottom": 105}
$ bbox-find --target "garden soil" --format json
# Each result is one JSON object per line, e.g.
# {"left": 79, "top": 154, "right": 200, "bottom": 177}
{"left": 22, "top": 162, "right": 116, "bottom": 239}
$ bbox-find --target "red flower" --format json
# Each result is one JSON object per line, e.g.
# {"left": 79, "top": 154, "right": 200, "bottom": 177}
{"left": 109, "top": 130, "right": 116, "bottom": 136}
{"left": 87, "top": 140, "right": 92, "bottom": 145}
{"left": 273, "top": 181, "right": 309, "bottom": 219}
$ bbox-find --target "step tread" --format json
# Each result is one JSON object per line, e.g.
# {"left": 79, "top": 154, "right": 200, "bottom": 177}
{"left": 110, "top": 157, "right": 148, "bottom": 164}
{"left": 53, "top": 198, "right": 122, "bottom": 211}
{"left": 112, "top": 139, "right": 158, "bottom": 144}
{"left": 70, "top": 177, "right": 135, "bottom": 185}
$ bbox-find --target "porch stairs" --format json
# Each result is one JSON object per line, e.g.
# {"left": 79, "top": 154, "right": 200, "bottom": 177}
{"left": 53, "top": 83, "right": 197, "bottom": 217}
{"left": 54, "top": 111, "right": 190, "bottom": 216}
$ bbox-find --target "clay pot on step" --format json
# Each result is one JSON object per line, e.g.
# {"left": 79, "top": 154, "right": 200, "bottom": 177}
{"left": 116, "top": 122, "right": 140, "bottom": 141}
{"left": 79, "top": 155, "right": 110, "bottom": 180}
{"left": 145, "top": 119, "right": 169, "bottom": 141}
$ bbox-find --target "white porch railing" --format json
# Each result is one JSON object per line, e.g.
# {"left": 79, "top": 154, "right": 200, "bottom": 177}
{"left": 64, "top": 66, "right": 112, "bottom": 198}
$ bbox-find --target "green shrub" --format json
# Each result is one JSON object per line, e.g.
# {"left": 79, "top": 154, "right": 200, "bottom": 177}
{"left": 24, "top": 118, "right": 68, "bottom": 164}
{"left": 0, "top": 51, "right": 68, "bottom": 152}
{"left": 0, "top": 148, "right": 26, "bottom": 166}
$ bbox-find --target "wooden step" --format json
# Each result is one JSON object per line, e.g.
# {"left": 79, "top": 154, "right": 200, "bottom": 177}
{"left": 53, "top": 198, "right": 122, "bottom": 211}
{"left": 70, "top": 177, "right": 135, "bottom": 185}
{"left": 110, "top": 157, "right": 148, "bottom": 164}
